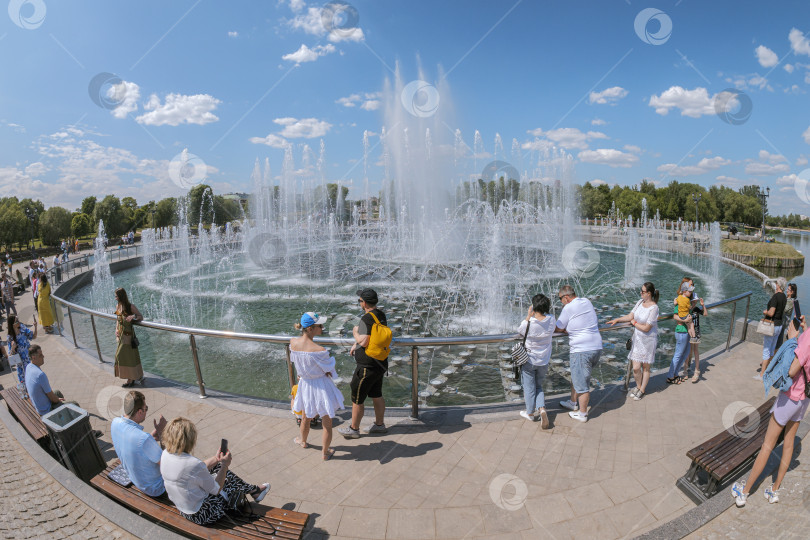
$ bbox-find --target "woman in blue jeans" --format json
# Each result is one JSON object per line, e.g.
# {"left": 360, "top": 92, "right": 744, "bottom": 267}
{"left": 517, "top": 294, "right": 557, "bottom": 428}
{"left": 667, "top": 293, "right": 692, "bottom": 384}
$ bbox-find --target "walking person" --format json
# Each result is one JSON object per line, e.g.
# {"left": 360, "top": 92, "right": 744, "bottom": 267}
{"left": 732, "top": 316, "right": 810, "bottom": 507}
{"left": 556, "top": 285, "right": 603, "bottom": 423}
{"left": 759, "top": 277, "right": 787, "bottom": 378}
{"left": 775, "top": 283, "right": 797, "bottom": 351}
{"left": 517, "top": 294, "right": 556, "bottom": 428}
{"left": 608, "top": 282, "right": 660, "bottom": 400}
{"left": 338, "top": 288, "right": 390, "bottom": 439}
{"left": 290, "top": 312, "right": 344, "bottom": 460}
{"left": 683, "top": 285, "right": 708, "bottom": 383}
{"left": 115, "top": 287, "right": 144, "bottom": 387}
{"left": 36, "top": 274, "right": 55, "bottom": 334}
{"left": 667, "top": 283, "right": 693, "bottom": 385}
{"left": 7, "top": 314, "right": 37, "bottom": 398}
{"left": 160, "top": 418, "right": 269, "bottom": 526}
{"left": 2, "top": 273, "right": 16, "bottom": 317}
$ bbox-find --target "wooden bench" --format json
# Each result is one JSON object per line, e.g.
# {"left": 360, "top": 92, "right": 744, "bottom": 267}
{"left": 91, "top": 463, "right": 310, "bottom": 539}
{"left": 0, "top": 387, "right": 49, "bottom": 448}
{"left": 677, "top": 396, "right": 780, "bottom": 503}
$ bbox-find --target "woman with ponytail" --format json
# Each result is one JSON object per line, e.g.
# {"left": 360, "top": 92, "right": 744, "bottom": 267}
{"left": 608, "top": 282, "right": 660, "bottom": 400}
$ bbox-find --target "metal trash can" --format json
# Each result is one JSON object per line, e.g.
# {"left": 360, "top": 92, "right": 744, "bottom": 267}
{"left": 42, "top": 403, "right": 105, "bottom": 482}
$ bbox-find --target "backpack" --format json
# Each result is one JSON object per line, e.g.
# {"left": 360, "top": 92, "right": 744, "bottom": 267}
{"left": 365, "top": 311, "right": 392, "bottom": 361}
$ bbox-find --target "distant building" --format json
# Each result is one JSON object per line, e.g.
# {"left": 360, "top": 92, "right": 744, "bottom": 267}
{"left": 222, "top": 193, "right": 250, "bottom": 206}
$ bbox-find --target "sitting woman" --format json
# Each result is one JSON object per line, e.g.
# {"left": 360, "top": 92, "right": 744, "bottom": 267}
{"left": 160, "top": 418, "right": 269, "bottom": 525}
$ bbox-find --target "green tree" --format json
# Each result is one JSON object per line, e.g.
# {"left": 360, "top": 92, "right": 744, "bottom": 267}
{"left": 39, "top": 206, "right": 73, "bottom": 246}
{"left": 71, "top": 213, "right": 92, "bottom": 238}
{"left": 154, "top": 198, "right": 178, "bottom": 228}
{"left": 0, "top": 201, "right": 27, "bottom": 250}
{"left": 188, "top": 184, "right": 213, "bottom": 225}
{"left": 81, "top": 196, "right": 97, "bottom": 217}
{"left": 93, "top": 195, "right": 125, "bottom": 236}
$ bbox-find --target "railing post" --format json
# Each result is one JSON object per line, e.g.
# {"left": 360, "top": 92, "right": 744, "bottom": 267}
{"left": 410, "top": 346, "right": 419, "bottom": 420}
{"left": 726, "top": 303, "right": 737, "bottom": 352}
{"left": 623, "top": 355, "right": 633, "bottom": 392}
{"left": 285, "top": 344, "right": 295, "bottom": 390}
{"left": 89, "top": 314, "right": 104, "bottom": 363}
{"left": 188, "top": 334, "right": 207, "bottom": 398}
{"left": 67, "top": 306, "right": 78, "bottom": 348}
{"left": 741, "top": 295, "right": 751, "bottom": 343}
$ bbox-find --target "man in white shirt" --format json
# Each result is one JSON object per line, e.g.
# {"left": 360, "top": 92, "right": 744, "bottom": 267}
{"left": 555, "top": 284, "right": 603, "bottom": 423}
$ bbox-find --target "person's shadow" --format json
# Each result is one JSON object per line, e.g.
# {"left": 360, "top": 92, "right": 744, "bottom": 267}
{"left": 333, "top": 439, "right": 443, "bottom": 463}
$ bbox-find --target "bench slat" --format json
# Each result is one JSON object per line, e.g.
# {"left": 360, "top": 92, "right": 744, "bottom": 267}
{"left": 0, "top": 388, "right": 49, "bottom": 441}
{"left": 92, "top": 464, "right": 307, "bottom": 540}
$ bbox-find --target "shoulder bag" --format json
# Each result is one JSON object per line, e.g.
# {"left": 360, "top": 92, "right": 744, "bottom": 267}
{"left": 756, "top": 319, "right": 775, "bottom": 337}
{"left": 511, "top": 319, "right": 531, "bottom": 367}
{"left": 802, "top": 359, "right": 810, "bottom": 399}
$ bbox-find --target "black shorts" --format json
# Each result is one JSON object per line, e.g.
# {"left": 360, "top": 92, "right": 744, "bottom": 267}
{"left": 350, "top": 366, "right": 384, "bottom": 404}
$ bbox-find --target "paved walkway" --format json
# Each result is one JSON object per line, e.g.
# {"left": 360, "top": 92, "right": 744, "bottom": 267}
{"left": 1, "top": 280, "right": 807, "bottom": 539}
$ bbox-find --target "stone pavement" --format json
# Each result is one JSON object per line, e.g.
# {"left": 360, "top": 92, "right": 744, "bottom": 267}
{"left": 1, "top": 281, "right": 807, "bottom": 539}
{"left": 0, "top": 408, "right": 134, "bottom": 539}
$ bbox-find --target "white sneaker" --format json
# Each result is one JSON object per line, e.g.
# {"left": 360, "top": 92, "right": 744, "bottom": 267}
{"left": 731, "top": 481, "right": 747, "bottom": 507}
{"left": 752, "top": 374, "right": 763, "bottom": 381}
{"left": 538, "top": 408, "right": 550, "bottom": 429}
{"left": 559, "top": 399, "right": 578, "bottom": 411}
{"left": 633, "top": 390, "right": 644, "bottom": 401}
{"left": 764, "top": 484, "right": 779, "bottom": 504}
{"left": 568, "top": 411, "right": 588, "bottom": 423}
{"left": 519, "top": 410, "right": 534, "bottom": 421}
{"left": 364, "top": 423, "right": 388, "bottom": 434}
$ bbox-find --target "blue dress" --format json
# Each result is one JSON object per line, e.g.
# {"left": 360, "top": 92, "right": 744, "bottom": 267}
{"left": 11, "top": 324, "right": 33, "bottom": 387}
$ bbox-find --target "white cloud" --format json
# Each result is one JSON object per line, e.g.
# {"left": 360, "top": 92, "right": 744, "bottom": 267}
{"left": 657, "top": 156, "right": 731, "bottom": 176}
{"left": 274, "top": 117, "right": 331, "bottom": 138}
{"left": 249, "top": 134, "right": 290, "bottom": 148}
{"left": 589, "top": 86, "right": 628, "bottom": 105}
{"left": 789, "top": 28, "right": 810, "bottom": 56}
{"left": 287, "top": 7, "right": 364, "bottom": 43}
{"left": 577, "top": 148, "right": 639, "bottom": 168}
{"left": 525, "top": 127, "right": 607, "bottom": 150}
{"left": 744, "top": 151, "right": 790, "bottom": 176}
{"left": 725, "top": 73, "right": 771, "bottom": 92}
{"left": 591, "top": 118, "right": 606, "bottom": 126}
{"left": 803, "top": 126, "right": 810, "bottom": 144}
{"left": 108, "top": 81, "right": 141, "bottom": 119}
{"left": 336, "top": 92, "right": 380, "bottom": 110}
{"left": 590, "top": 179, "right": 607, "bottom": 186}
{"left": 776, "top": 173, "right": 799, "bottom": 186}
{"left": 648, "top": 86, "right": 719, "bottom": 117}
{"left": 785, "top": 63, "right": 795, "bottom": 73}
{"left": 755, "top": 45, "right": 778, "bottom": 67}
{"left": 623, "top": 145, "right": 641, "bottom": 154}
{"left": 282, "top": 43, "right": 335, "bottom": 63}
{"left": 758, "top": 150, "right": 788, "bottom": 164}
{"left": 227, "top": 31, "right": 238, "bottom": 38}
{"left": 288, "top": 0, "right": 305, "bottom": 12}
{"left": 136, "top": 93, "right": 221, "bottom": 126}
{"left": 24, "top": 162, "right": 47, "bottom": 177}
{"left": 797, "top": 155, "right": 809, "bottom": 166}
{"left": 520, "top": 139, "right": 554, "bottom": 152}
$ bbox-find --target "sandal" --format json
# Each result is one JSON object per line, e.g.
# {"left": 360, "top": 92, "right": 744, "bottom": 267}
{"left": 666, "top": 377, "right": 680, "bottom": 385}
{"left": 692, "top": 373, "right": 700, "bottom": 383}
{"left": 323, "top": 448, "right": 335, "bottom": 461}
{"left": 294, "top": 437, "right": 308, "bottom": 449}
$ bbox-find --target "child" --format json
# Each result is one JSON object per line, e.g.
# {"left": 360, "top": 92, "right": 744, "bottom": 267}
{"left": 290, "top": 378, "right": 319, "bottom": 427}
{"left": 675, "top": 282, "right": 696, "bottom": 340}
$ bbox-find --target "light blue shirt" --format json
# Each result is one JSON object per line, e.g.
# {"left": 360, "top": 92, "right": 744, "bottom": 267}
{"left": 111, "top": 416, "right": 164, "bottom": 496}
{"left": 25, "top": 363, "right": 52, "bottom": 416}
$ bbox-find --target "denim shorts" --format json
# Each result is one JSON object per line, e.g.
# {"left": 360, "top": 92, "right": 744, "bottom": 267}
{"left": 570, "top": 350, "right": 601, "bottom": 394}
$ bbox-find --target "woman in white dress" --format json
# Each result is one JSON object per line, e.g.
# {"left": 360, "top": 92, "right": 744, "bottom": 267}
{"left": 607, "top": 282, "right": 660, "bottom": 400}
{"left": 290, "top": 312, "right": 344, "bottom": 460}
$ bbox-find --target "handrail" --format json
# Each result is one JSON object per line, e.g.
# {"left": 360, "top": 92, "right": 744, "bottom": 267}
{"left": 44, "top": 241, "right": 755, "bottom": 418}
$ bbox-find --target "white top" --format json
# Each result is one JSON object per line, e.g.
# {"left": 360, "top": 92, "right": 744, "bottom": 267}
{"left": 556, "top": 297, "right": 603, "bottom": 354}
{"left": 160, "top": 451, "right": 219, "bottom": 515}
{"left": 517, "top": 315, "right": 557, "bottom": 366}
{"left": 629, "top": 301, "right": 659, "bottom": 364}
{"left": 290, "top": 349, "right": 338, "bottom": 379}
{"left": 291, "top": 350, "right": 345, "bottom": 419}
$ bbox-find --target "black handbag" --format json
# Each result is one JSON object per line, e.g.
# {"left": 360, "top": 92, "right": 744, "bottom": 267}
{"left": 131, "top": 330, "right": 139, "bottom": 349}
{"left": 802, "top": 361, "right": 810, "bottom": 399}
{"left": 511, "top": 319, "right": 531, "bottom": 367}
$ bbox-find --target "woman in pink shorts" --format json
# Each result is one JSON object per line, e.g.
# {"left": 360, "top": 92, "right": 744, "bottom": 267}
{"left": 732, "top": 315, "right": 810, "bottom": 507}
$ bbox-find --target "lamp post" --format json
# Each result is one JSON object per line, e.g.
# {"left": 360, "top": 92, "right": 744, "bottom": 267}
{"left": 24, "top": 207, "right": 36, "bottom": 258}
{"left": 759, "top": 187, "right": 770, "bottom": 241}
{"left": 150, "top": 205, "right": 156, "bottom": 229}
{"left": 691, "top": 193, "right": 701, "bottom": 226}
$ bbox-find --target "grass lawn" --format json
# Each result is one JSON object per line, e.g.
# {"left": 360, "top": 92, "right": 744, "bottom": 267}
{"left": 721, "top": 239, "right": 804, "bottom": 260}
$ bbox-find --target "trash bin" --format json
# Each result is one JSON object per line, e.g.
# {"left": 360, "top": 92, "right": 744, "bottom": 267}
{"left": 42, "top": 403, "right": 105, "bottom": 482}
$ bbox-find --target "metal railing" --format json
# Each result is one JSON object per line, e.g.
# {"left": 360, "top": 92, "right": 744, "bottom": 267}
{"left": 44, "top": 245, "right": 753, "bottom": 419}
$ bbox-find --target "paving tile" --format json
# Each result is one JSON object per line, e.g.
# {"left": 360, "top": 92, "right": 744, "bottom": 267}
{"left": 435, "top": 507, "right": 483, "bottom": 539}
{"left": 337, "top": 506, "right": 389, "bottom": 539}
{"left": 386, "top": 508, "right": 435, "bottom": 539}
{"left": 599, "top": 472, "right": 647, "bottom": 505}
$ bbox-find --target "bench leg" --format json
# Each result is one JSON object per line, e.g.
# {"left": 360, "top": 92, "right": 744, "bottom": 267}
{"left": 704, "top": 477, "right": 718, "bottom": 497}
{"left": 686, "top": 462, "right": 700, "bottom": 483}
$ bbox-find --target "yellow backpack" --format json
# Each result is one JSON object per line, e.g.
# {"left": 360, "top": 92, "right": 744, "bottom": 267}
{"left": 365, "top": 311, "right": 392, "bottom": 361}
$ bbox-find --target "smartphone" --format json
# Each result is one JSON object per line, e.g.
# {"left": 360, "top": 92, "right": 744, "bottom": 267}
{"left": 793, "top": 300, "right": 801, "bottom": 331}
{"left": 220, "top": 438, "right": 228, "bottom": 454}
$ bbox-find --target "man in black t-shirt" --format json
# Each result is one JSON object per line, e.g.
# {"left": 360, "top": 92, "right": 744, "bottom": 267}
{"left": 760, "top": 278, "right": 788, "bottom": 375}
{"left": 338, "top": 288, "right": 389, "bottom": 439}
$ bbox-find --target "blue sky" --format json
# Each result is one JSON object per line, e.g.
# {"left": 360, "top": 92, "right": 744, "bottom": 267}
{"left": 2, "top": 0, "right": 810, "bottom": 216}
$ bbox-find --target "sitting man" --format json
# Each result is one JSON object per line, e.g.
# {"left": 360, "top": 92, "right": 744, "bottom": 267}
{"left": 25, "top": 345, "right": 102, "bottom": 437}
{"left": 111, "top": 391, "right": 167, "bottom": 496}
{"left": 25, "top": 344, "right": 66, "bottom": 415}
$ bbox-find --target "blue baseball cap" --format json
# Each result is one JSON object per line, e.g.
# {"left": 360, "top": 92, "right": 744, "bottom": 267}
{"left": 300, "top": 312, "right": 327, "bottom": 328}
